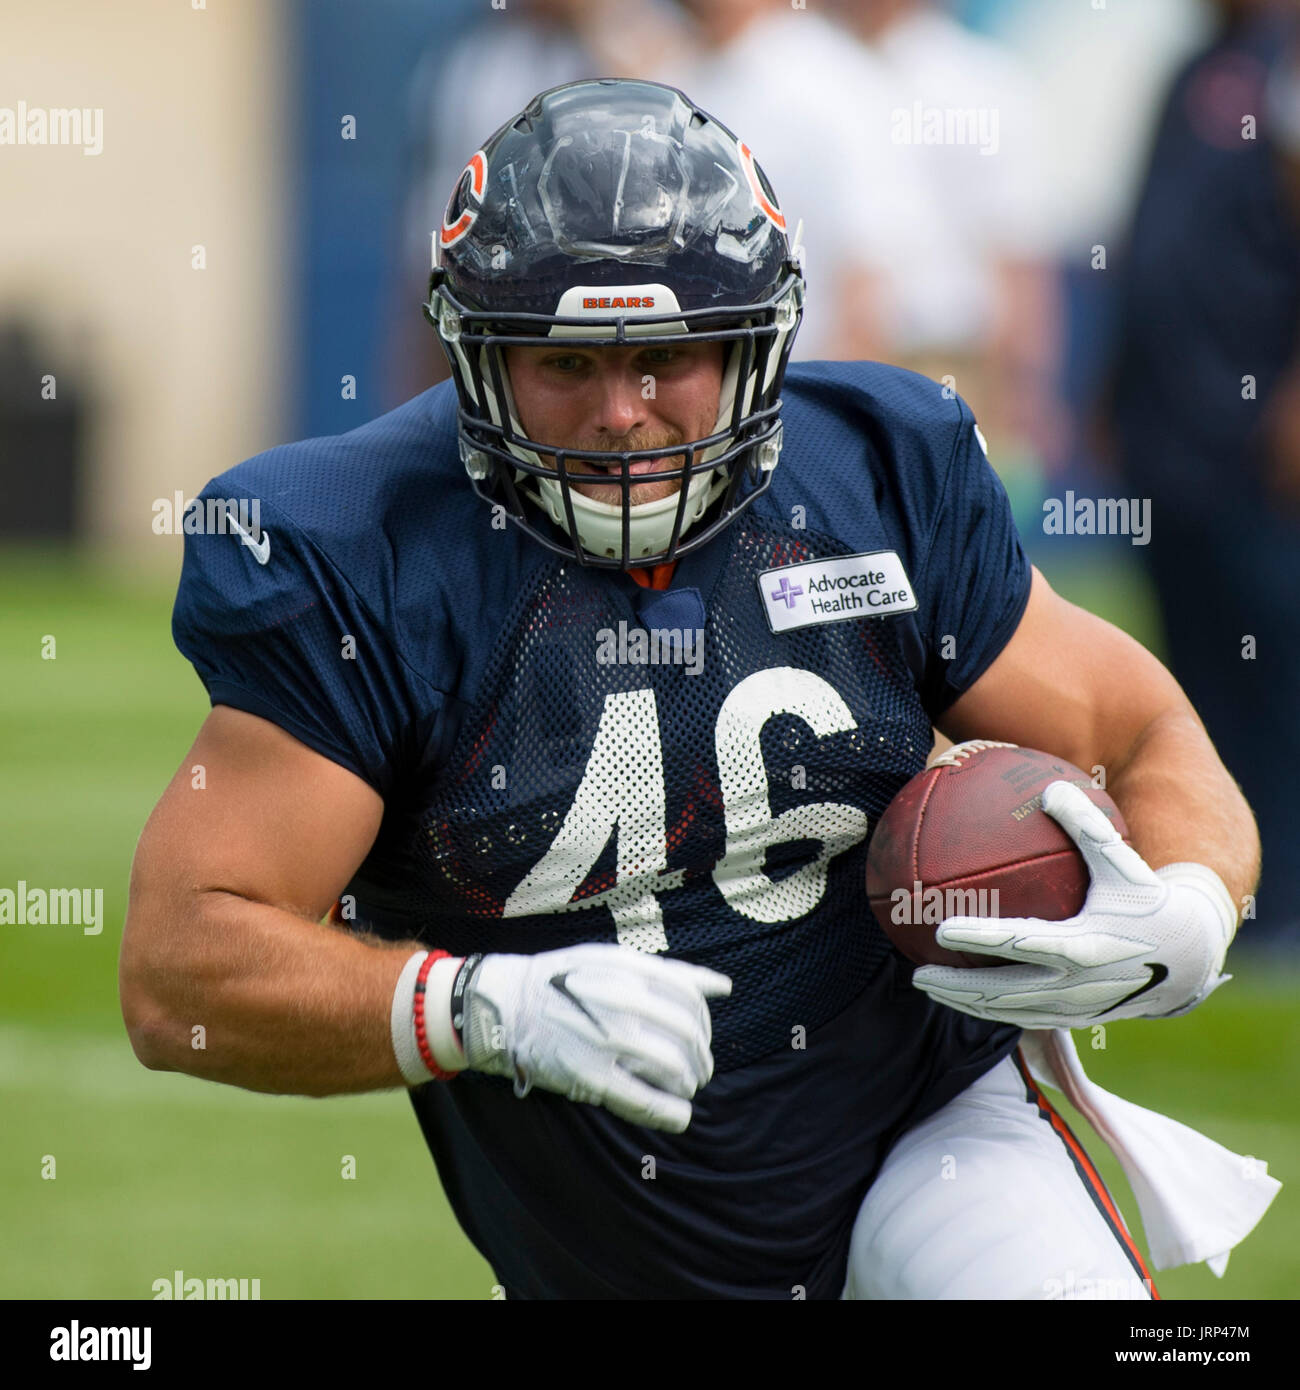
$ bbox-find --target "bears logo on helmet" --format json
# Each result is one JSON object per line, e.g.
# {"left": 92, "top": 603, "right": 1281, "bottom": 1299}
{"left": 440, "top": 150, "right": 487, "bottom": 249}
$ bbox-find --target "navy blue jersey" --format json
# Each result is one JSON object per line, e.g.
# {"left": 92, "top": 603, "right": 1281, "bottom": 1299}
{"left": 173, "top": 360, "right": 1030, "bottom": 1298}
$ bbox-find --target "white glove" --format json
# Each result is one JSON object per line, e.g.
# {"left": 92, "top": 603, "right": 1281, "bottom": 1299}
{"left": 460, "top": 943, "right": 732, "bottom": 1133}
{"left": 912, "top": 781, "right": 1237, "bottom": 1029}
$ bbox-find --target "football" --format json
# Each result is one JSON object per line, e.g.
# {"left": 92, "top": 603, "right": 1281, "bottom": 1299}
{"left": 865, "top": 741, "right": 1129, "bottom": 967}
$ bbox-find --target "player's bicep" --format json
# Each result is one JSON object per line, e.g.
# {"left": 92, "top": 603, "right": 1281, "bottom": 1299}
{"left": 937, "top": 566, "right": 1189, "bottom": 773}
{"left": 127, "top": 705, "right": 384, "bottom": 931}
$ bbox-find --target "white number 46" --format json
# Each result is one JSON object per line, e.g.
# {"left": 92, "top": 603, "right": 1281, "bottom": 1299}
{"left": 504, "top": 667, "right": 869, "bottom": 951}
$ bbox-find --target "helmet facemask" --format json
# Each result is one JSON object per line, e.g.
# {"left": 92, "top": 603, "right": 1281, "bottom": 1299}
{"left": 424, "top": 78, "right": 805, "bottom": 569}
{"left": 427, "top": 274, "right": 802, "bottom": 568}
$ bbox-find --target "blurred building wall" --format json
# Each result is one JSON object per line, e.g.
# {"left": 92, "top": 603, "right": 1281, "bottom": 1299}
{"left": 296, "top": 0, "right": 477, "bottom": 437}
{"left": 0, "top": 0, "right": 289, "bottom": 561}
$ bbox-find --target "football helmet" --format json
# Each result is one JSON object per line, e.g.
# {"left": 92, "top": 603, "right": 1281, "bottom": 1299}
{"left": 424, "top": 78, "right": 804, "bottom": 569}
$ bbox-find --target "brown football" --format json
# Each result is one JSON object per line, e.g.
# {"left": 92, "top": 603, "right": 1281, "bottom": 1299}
{"left": 865, "top": 741, "right": 1129, "bottom": 967}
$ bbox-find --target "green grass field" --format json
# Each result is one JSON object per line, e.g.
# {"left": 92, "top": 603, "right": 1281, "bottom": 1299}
{"left": 1, "top": 546, "right": 1295, "bottom": 1299}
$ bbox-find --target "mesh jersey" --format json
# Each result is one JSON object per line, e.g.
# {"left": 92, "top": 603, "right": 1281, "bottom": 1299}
{"left": 173, "top": 359, "right": 1031, "bottom": 1297}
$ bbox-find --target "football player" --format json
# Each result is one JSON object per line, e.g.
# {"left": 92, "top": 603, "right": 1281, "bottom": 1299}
{"left": 121, "top": 80, "right": 1264, "bottom": 1299}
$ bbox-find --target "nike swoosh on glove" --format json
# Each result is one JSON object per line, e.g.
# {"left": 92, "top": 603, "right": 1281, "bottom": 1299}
{"left": 461, "top": 942, "right": 732, "bottom": 1132}
{"left": 911, "top": 781, "right": 1238, "bottom": 1030}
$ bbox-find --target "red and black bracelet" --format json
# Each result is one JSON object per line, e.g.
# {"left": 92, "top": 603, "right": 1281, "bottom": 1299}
{"left": 413, "top": 949, "right": 459, "bottom": 1081}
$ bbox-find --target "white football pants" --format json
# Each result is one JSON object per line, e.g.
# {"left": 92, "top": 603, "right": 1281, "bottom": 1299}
{"left": 843, "top": 1047, "right": 1157, "bottom": 1300}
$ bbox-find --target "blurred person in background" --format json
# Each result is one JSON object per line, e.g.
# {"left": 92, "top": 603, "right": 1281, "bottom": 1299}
{"left": 387, "top": 0, "right": 690, "bottom": 402}
{"left": 1108, "top": 0, "right": 1300, "bottom": 946}
{"left": 972, "top": 0, "right": 1210, "bottom": 261}
{"left": 651, "top": 0, "right": 943, "bottom": 362}
{"left": 963, "top": 0, "right": 1209, "bottom": 538}
{"left": 393, "top": 0, "right": 945, "bottom": 381}
{"left": 828, "top": 0, "right": 1064, "bottom": 489}
{"left": 834, "top": 0, "right": 1067, "bottom": 497}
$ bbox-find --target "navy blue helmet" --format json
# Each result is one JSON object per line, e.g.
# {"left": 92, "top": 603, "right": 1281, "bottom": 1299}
{"left": 424, "top": 78, "right": 805, "bottom": 569}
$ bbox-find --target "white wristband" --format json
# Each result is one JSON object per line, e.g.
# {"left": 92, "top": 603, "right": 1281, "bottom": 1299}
{"left": 1155, "top": 862, "right": 1239, "bottom": 946}
{"left": 390, "top": 951, "right": 467, "bottom": 1086}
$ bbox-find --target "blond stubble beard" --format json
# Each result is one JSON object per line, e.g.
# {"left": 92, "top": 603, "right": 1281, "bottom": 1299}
{"left": 535, "top": 428, "right": 693, "bottom": 506}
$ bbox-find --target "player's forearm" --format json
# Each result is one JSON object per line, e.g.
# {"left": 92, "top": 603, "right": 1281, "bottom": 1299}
{"left": 122, "top": 892, "right": 426, "bottom": 1096}
{"left": 1104, "top": 705, "right": 1260, "bottom": 924}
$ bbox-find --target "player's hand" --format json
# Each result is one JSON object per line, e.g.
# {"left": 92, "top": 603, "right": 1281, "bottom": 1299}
{"left": 910, "top": 781, "right": 1237, "bottom": 1029}
{"left": 460, "top": 943, "right": 732, "bottom": 1132}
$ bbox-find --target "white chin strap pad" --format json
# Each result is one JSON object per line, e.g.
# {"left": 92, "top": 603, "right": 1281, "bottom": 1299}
{"left": 449, "top": 278, "right": 799, "bottom": 563}
{"left": 536, "top": 468, "right": 722, "bottom": 563}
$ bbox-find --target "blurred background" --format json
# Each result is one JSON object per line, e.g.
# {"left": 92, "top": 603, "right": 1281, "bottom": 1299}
{"left": 2, "top": 0, "right": 1297, "bottom": 1299}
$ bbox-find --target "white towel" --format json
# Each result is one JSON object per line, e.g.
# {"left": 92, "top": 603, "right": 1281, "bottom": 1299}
{"left": 1018, "top": 1028, "right": 1282, "bottom": 1275}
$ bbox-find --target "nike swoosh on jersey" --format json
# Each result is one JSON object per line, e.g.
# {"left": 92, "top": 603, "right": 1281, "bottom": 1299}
{"left": 224, "top": 505, "right": 271, "bottom": 565}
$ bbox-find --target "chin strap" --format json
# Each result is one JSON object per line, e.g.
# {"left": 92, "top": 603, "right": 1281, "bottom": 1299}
{"left": 462, "top": 277, "right": 800, "bottom": 563}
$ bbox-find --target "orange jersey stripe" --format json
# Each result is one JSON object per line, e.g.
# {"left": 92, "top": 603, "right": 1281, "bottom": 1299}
{"left": 1014, "top": 1047, "right": 1160, "bottom": 1299}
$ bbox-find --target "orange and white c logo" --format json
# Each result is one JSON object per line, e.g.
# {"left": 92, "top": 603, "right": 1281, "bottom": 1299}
{"left": 441, "top": 150, "right": 488, "bottom": 249}
{"left": 738, "top": 141, "right": 786, "bottom": 231}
